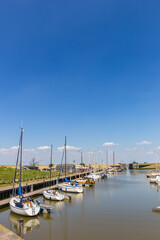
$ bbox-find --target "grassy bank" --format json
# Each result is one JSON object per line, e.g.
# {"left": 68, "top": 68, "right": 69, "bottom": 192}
{"left": 0, "top": 166, "right": 60, "bottom": 186}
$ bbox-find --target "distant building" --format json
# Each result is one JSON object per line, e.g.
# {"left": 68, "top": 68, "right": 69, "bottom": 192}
{"left": 128, "top": 162, "right": 139, "bottom": 169}
{"left": 56, "top": 164, "right": 76, "bottom": 173}
{"left": 75, "top": 164, "right": 90, "bottom": 172}
{"left": 22, "top": 165, "right": 39, "bottom": 170}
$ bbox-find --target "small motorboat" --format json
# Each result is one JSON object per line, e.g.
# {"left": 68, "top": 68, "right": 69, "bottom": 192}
{"left": 43, "top": 190, "right": 64, "bottom": 201}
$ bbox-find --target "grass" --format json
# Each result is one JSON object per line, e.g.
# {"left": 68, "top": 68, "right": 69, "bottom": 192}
{"left": 0, "top": 166, "right": 60, "bottom": 187}
{"left": 140, "top": 163, "right": 160, "bottom": 169}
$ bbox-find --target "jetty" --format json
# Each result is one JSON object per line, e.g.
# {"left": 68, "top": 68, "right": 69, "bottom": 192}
{"left": 0, "top": 171, "right": 89, "bottom": 209}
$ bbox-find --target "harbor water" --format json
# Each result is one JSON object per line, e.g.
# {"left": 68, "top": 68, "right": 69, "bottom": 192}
{"left": 1, "top": 171, "right": 160, "bottom": 240}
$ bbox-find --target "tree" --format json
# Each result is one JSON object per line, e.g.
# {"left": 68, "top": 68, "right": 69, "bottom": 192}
{"left": 30, "top": 158, "right": 39, "bottom": 166}
{"left": 80, "top": 163, "right": 85, "bottom": 166}
{"left": 49, "top": 163, "right": 53, "bottom": 168}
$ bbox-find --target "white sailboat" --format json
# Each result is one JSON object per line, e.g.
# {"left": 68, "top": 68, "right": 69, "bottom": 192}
{"left": 10, "top": 196, "right": 40, "bottom": 217}
{"left": 87, "top": 174, "right": 101, "bottom": 180}
{"left": 87, "top": 153, "right": 101, "bottom": 180}
{"left": 43, "top": 189, "right": 65, "bottom": 201}
{"left": 9, "top": 128, "right": 40, "bottom": 216}
{"left": 57, "top": 136, "right": 83, "bottom": 193}
{"left": 58, "top": 177, "right": 83, "bottom": 193}
{"left": 43, "top": 145, "right": 65, "bottom": 201}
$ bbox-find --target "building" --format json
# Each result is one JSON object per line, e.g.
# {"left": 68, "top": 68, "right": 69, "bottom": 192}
{"left": 56, "top": 164, "right": 76, "bottom": 173}
{"left": 22, "top": 165, "right": 39, "bottom": 170}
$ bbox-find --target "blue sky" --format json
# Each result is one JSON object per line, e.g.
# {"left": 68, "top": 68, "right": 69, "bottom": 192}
{"left": 0, "top": 0, "right": 160, "bottom": 165}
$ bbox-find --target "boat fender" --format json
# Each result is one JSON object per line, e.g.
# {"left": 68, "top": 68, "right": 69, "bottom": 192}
{"left": 30, "top": 202, "right": 32, "bottom": 207}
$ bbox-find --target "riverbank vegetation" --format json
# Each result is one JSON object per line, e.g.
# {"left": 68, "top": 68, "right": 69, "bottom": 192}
{"left": 0, "top": 166, "right": 59, "bottom": 186}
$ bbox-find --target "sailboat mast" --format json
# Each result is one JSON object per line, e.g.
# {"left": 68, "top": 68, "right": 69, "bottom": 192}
{"left": 12, "top": 132, "right": 21, "bottom": 196}
{"left": 65, "top": 136, "right": 67, "bottom": 177}
{"left": 50, "top": 144, "right": 53, "bottom": 183}
{"left": 19, "top": 128, "right": 23, "bottom": 185}
{"left": 106, "top": 150, "right": 107, "bottom": 168}
{"left": 113, "top": 151, "right": 115, "bottom": 167}
{"left": 81, "top": 151, "right": 83, "bottom": 172}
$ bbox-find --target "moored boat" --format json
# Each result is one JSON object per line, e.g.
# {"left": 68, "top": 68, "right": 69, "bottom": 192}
{"left": 149, "top": 175, "right": 160, "bottom": 184}
{"left": 43, "top": 190, "right": 65, "bottom": 201}
{"left": 87, "top": 173, "right": 101, "bottom": 181}
{"left": 10, "top": 128, "right": 40, "bottom": 217}
{"left": 76, "top": 178, "right": 94, "bottom": 187}
{"left": 10, "top": 196, "right": 40, "bottom": 216}
{"left": 58, "top": 181, "right": 83, "bottom": 193}
{"left": 57, "top": 137, "right": 84, "bottom": 194}
{"left": 43, "top": 145, "right": 65, "bottom": 201}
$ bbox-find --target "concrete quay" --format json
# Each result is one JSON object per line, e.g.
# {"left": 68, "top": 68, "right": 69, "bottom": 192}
{"left": 0, "top": 224, "right": 22, "bottom": 240}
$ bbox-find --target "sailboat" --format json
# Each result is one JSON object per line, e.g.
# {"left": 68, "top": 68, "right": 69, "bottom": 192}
{"left": 87, "top": 152, "right": 101, "bottom": 180}
{"left": 58, "top": 137, "right": 83, "bottom": 193}
{"left": 9, "top": 128, "right": 40, "bottom": 216}
{"left": 76, "top": 177, "right": 94, "bottom": 187}
{"left": 87, "top": 173, "right": 101, "bottom": 180}
{"left": 43, "top": 145, "right": 64, "bottom": 201}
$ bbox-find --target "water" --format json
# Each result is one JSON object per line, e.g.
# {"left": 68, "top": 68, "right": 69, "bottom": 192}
{"left": 1, "top": 171, "right": 160, "bottom": 240}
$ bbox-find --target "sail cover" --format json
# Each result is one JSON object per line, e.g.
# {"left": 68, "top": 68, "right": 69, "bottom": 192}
{"left": 18, "top": 183, "right": 23, "bottom": 196}
{"left": 65, "top": 177, "right": 72, "bottom": 182}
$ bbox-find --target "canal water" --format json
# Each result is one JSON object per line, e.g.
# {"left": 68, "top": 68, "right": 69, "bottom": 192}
{"left": 1, "top": 170, "right": 160, "bottom": 240}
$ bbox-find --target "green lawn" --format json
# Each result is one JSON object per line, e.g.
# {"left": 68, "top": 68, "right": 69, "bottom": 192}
{"left": 0, "top": 166, "right": 60, "bottom": 186}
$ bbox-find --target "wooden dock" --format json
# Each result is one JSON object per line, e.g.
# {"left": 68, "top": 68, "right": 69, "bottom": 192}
{"left": 0, "top": 184, "right": 57, "bottom": 209}
{"left": 0, "top": 224, "right": 22, "bottom": 240}
{"left": 0, "top": 171, "right": 89, "bottom": 209}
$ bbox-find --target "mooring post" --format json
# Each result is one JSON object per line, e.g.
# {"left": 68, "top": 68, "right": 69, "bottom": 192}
{"left": 25, "top": 183, "right": 28, "bottom": 193}
{"left": 17, "top": 218, "right": 24, "bottom": 239}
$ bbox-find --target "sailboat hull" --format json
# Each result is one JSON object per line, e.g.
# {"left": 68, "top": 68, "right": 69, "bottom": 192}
{"left": 10, "top": 197, "right": 40, "bottom": 216}
{"left": 58, "top": 184, "right": 83, "bottom": 193}
{"left": 43, "top": 190, "right": 64, "bottom": 201}
{"left": 87, "top": 174, "right": 101, "bottom": 180}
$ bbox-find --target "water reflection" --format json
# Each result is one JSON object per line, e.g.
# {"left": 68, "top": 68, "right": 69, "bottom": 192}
{"left": 43, "top": 198, "right": 65, "bottom": 211}
{"left": 9, "top": 212, "right": 40, "bottom": 235}
{"left": 39, "top": 212, "right": 54, "bottom": 220}
{"left": 3, "top": 171, "right": 160, "bottom": 240}
{"left": 150, "top": 182, "right": 157, "bottom": 189}
{"left": 69, "top": 192, "right": 84, "bottom": 202}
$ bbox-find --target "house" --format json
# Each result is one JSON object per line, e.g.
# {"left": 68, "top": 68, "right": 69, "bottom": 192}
{"left": 56, "top": 164, "right": 76, "bottom": 173}
{"left": 22, "top": 165, "right": 39, "bottom": 170}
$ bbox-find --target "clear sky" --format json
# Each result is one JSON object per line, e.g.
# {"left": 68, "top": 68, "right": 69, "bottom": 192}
{"left": 0, "top": 0, "right": 160, "bottom": 165}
